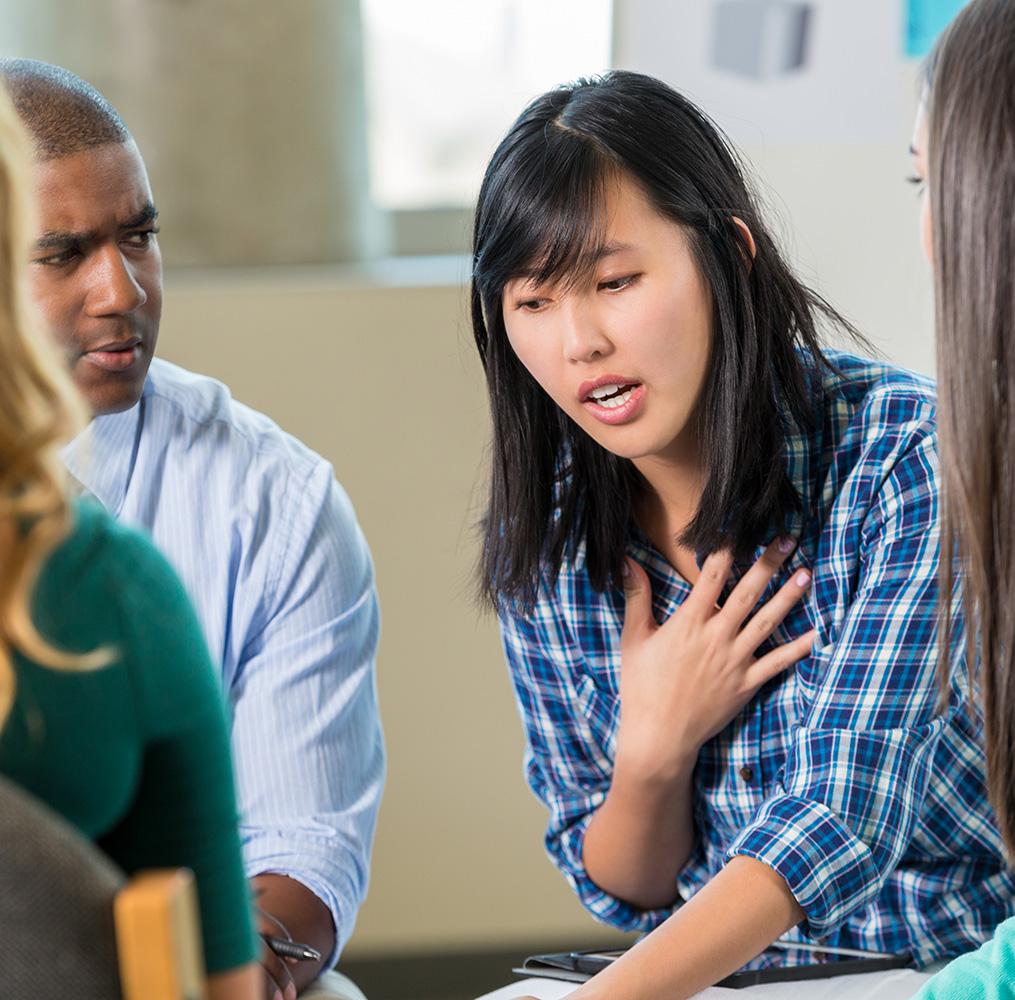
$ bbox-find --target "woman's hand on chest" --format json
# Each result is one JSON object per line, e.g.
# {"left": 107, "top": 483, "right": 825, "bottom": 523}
{"left": 615, "top": 538, "right": 816, "bottom": 780}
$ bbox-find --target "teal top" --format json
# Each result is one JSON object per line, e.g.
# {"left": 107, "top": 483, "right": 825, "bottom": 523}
{"left": 0, "top": 500, "right": 257, "bottom": 973}
{"left": 915, "top": 915, "right": 1015, "bottom": 998}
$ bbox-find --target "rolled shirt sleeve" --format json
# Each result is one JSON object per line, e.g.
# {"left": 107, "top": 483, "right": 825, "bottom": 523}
{"left": 501, "top": 598, "right": 677, "bottom": 933}
{"left": 727, "top": 422, "right": 955, "bottom": 940}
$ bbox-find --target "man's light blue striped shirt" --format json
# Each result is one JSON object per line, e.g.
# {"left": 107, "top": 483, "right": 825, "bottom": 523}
{"left": 64, "top": 358, "right": 384, "bottom": 964}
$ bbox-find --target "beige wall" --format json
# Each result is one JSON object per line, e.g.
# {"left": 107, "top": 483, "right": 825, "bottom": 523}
{"left": 158, "top": 273, "right": 632, "bottom": 956}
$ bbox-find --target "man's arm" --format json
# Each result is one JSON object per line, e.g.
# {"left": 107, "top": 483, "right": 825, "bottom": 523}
{"left": 252, "top": 874, "right": 335, "bottom": 997}
{"left": 229, "top": 460, "right": 383, "bottom": 995}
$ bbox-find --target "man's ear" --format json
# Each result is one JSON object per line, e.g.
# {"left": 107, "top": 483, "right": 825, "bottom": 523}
{"left": 731, "top": 216, "right": 757, "bottom": 268}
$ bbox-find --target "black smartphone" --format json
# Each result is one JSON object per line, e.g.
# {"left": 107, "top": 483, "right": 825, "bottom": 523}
{"left": 515, "top": 940, "right": 910, "bottom": 987}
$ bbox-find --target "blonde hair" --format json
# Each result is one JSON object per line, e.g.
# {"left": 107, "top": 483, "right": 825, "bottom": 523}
{"left": 0, "top": 81, "right": 105, "bottom": 725}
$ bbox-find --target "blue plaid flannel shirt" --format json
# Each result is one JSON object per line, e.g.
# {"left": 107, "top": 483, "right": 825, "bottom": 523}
{"left": 500, "top": 352, "right": 1015, "bottom": 966}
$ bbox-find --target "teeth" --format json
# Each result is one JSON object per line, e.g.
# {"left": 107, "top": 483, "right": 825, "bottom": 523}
{"left": 599, "top": 388, "right": 634, "bottom": 409}
{"left": 587, "top": 383, "right": 638, "bottom": 408}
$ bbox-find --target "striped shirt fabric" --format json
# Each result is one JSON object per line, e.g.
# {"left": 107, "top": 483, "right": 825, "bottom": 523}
{"left": 64, "top": 358, "right": 384, "bottom": 965}
{"left": 500, "top": 351, "right": 1014, "bottom": 966}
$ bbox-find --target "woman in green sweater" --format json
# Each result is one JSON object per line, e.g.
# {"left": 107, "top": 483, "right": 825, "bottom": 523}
{"left": 0, "top": 83, "right": 260, "bottom": 998}
{"left": 911, "top": 0, "right": 1015, "bottom": 996}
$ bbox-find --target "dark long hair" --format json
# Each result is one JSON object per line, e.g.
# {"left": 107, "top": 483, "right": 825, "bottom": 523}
{"left": 472, "top": 71, "right": 859, "bottom": 612}
{"left": 927, "top": 0, "right": 1015, "bottom": 855}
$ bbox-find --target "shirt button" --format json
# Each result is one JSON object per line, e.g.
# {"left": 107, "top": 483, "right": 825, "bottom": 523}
{"left": 739, "top": 766, "right": 754, "bottom": 782}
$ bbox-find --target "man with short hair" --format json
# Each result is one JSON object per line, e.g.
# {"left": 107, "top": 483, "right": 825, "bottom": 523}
{"left": 1, "top": 59, "right": 383, "bottom": 1000}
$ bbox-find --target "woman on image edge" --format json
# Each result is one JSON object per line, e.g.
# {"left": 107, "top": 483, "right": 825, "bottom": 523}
{"left": 912, "top": 0, "right": 1015, "bottom": 994}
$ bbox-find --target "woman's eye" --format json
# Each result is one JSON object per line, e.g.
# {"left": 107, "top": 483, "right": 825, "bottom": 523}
{"left": 516, "top": 298, "right": 547, "bottom": 312}
{"left": 906, "top": 175, "right": 926, "bottom": 196}
{"left": 599, "top": 274, "right": 639, "bottom": 292}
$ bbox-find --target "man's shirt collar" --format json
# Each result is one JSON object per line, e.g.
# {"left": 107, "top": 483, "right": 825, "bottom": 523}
{"left": 62, "top": 378, "right": 148, "bottom": 516}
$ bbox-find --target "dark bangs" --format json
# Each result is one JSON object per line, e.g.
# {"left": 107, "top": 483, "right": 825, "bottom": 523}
{"left": 473, "top": 109, "right": 618, "bottom": 321}
{"left": 472, "top": 96, "right": 638, "bottom": 612}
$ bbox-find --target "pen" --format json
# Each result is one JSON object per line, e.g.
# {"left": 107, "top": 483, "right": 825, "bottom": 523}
{"left": 265, "top": 936, "right": 321, "bottom": 962}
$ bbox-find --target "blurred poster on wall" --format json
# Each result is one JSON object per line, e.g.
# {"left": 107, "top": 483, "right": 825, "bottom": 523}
{"left": 905, "top": 0, "right": 969, "bottom": 57}
{"left": 614, "top": 0, "right": 915, "bottom": 144}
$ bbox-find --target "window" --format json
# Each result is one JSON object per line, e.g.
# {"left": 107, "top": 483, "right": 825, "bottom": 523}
{"left": 362, "top": 0, "right": 613, "bottom": 253}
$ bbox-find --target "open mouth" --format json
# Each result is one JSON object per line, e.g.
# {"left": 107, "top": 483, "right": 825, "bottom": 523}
{"left": 585, "top": 382, "right": 640, "bottom": 409}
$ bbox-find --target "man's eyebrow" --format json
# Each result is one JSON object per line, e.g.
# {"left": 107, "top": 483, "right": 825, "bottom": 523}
{"left": 32, "top": 202, "right": 159, "bottom": 252}
{"left": 33, "top": 229, "right": 88, "bottom": 251}
{"left": 120, "top": 202, "right": 159, "bottom": 229}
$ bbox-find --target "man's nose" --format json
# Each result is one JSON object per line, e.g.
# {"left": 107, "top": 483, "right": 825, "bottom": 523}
{"left": 84, "top": 244, "right": 147, "bottom": 316}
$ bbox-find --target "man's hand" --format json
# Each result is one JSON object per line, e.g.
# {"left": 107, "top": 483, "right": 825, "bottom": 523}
{"left": 252, "top": 874, "right": 336, "bottom": 1000}
{"left": 616, "top": 538, "right": 815, "bottom": 780}
{"left": 254, "top": 906, "right": 297, "bottom": 1000}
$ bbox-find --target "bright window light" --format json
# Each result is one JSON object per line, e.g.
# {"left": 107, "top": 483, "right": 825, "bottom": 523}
{"left": 362, "top": 1, "right": 613, "bottom": 210}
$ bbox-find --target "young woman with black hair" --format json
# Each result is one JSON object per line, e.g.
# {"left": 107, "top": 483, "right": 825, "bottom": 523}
{"left": 907, "top": 1, "right": 1015, "bottom": 995}
{"left": 471, "top": 71, "right": 1013, "bottom": 998}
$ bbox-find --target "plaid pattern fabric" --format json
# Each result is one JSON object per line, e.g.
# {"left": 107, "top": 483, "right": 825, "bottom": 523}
{"left": 500, "top": 352, "right": 1014, "bottom": 966}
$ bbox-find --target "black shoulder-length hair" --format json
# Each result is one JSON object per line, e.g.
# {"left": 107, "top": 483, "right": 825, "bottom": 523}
{"left": 472, "top": 70, "right": 859, "bottom": 612}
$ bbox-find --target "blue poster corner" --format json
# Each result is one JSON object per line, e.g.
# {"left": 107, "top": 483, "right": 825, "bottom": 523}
{"left": 906, "top": 0, "right": 969, "bottom": 58}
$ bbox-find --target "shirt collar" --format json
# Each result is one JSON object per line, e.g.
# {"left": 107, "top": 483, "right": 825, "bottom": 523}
{"left": 62, "top": 378, "right": 149, "bottom": 516}
{"left": 629, "top": 352, "right": 827, "bottom": 578}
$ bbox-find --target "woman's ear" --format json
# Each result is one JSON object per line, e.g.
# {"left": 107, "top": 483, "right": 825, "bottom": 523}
{"left": 732, "top": 216, "right": 757, "bottom": 265}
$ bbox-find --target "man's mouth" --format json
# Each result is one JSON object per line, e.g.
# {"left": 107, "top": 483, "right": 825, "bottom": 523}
{"left": 81, "top": 338, "right": 143, "bottom": 374}
{"left": 85, "top": 336, "right": 141, "bottom": 355}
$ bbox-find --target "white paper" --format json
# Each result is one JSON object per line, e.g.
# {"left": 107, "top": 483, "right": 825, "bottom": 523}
{"left": 476, "top": 969, "right": 933, "bottom": 1000}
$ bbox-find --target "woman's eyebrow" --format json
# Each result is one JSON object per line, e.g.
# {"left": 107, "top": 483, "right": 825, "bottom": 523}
{"left": 511, "top": 240, "right": 639, "bottom": 287}
{"left": 596, "top": 241, "right": 636, "bottom": 258}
